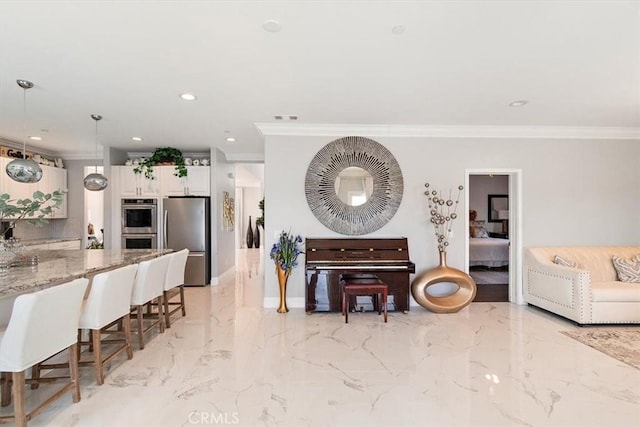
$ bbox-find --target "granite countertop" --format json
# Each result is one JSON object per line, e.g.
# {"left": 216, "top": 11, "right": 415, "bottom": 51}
{"left": 0, "top": 248, "right": 172, "bottom": 299}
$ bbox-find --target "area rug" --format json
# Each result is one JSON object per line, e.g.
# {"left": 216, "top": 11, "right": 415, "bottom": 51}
{"left": 469, "top": 270, "right": 509, "bottom": 285}
{"left": 561, "top": 328, "right": 640, "bottom": 370}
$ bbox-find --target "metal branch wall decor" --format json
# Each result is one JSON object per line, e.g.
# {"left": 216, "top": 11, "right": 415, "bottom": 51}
{"left": 305, "top": 136, "right": 403, "bottom": 235}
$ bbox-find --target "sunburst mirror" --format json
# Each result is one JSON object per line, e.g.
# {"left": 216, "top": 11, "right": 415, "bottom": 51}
{"left": 304, "top": 136, "right": 404, "bottom": 235}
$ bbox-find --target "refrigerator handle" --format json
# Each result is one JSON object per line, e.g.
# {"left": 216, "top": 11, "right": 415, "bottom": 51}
{"left": 163, "top": 209, "right": 168, "bottom": 248}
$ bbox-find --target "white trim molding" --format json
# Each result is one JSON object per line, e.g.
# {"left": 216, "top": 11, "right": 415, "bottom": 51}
{"left": 255, "top": 123, "right": 640, "bottom": 140}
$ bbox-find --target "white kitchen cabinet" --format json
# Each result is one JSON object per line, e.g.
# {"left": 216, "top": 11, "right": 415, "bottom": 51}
{"left": 159, "top": 165, "right": 210, "bottom": 196}
{"left": 0, "top": 157, "right": 68, "bottom": 219}
{"left": 115, "top": 166, "right": 161, "bottom": 197}
{"left": 40, "top": 164, "right": 68, "bottom": 218}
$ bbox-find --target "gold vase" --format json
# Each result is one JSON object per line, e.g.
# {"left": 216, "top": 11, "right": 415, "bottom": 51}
{"left": 411, "top": 251, "right": 477, "bottom": 313}
{"left": 276, "top": 264, "right": 290, "bottom": 313}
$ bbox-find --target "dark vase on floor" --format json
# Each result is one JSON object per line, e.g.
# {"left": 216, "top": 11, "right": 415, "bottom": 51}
{"left": 254, "top": 225, "right": 261, "bottom": 248}
{"left": 246, "top": 216, "right": 254, "bottom": 248}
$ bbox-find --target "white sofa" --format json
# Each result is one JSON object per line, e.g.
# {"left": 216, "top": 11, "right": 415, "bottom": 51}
{"left": 524, "top": 246, "right": 640, "bottom": 325}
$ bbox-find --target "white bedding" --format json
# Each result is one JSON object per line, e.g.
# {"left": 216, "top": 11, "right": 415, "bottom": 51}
{"left": 469, "top": 237, "right": 509, "bottom": 267}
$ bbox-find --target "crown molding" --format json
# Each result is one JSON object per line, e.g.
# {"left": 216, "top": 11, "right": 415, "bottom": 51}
{"left": 255, "top": 123, "right": 640, "bottom": 140}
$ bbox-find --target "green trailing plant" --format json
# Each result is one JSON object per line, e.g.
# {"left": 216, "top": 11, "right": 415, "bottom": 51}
{"left": 0, "top": 190, "right": 65, "bottom": 238}
{"left": 133, "top": 147, "right": 188, "bottom": 179}
{"left": 256, "top": 197, "right": 264, "bottom": 228}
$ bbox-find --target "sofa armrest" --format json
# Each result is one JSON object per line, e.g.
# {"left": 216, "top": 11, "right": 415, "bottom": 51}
{"left": 524, "top": 251, "right": 592, "bottom": 323}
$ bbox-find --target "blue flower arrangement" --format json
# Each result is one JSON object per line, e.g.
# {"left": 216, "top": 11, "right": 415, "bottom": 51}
{"left": 270, "top": 230, "right": 304, "bottom": 272}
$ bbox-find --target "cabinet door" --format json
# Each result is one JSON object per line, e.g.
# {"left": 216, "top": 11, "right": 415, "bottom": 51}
{"left": 185, "top": 166, "right": 210, "bottom": 196}
{"left": 43, "top": 165, "right": 68, "bottom": 218}
{"left": 160, "top": 166, "right": 188, "bottom": 196}
{"left": 117, "top": 166, "right": 160, "bottom": 197}
{"left": 116, "top": 166, "right": 139, "bottom": 197}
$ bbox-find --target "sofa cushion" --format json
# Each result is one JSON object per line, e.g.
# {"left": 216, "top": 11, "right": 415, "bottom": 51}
{"left": 591, "top": 281, "right": 640, "bottom": 302}
{"left": 611, "top": 254, "right": 640, "bottom": 283}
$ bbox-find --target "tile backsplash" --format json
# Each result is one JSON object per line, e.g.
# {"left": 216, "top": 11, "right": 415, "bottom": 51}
{"left": 12, "top": 219, "right": 70, "bottom": 241}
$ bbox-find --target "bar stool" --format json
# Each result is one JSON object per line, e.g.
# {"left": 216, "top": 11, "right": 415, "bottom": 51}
{"left": 0, "top": 278, "right": 88, "bottom": 427}
{"left": 79, "top": 264, "right": 138, "bottom": 384}
{"left": 163, "top": 249, "right": 189, "bottom": 328}
{"left": 32, "top": 264, "right": 139, "bottom": 387}
{"left": 342, "top": 279, "right": 388, "bottom": 324}
{"left": 131, "top": 256, "right": 170, "bottom": 350}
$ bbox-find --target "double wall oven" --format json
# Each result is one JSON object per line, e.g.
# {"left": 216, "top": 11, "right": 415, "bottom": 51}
{"left": 121, "top": 199, "right": 157, "bottom": 249}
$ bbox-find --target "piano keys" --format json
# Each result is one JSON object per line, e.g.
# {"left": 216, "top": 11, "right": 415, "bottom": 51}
{"left": 305, "top": 238, "right": 415, "bottom": 313}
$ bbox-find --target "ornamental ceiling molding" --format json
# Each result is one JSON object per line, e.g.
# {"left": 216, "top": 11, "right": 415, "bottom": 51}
{"left": 255, "top": 123, "right": 640, "bottom": 140}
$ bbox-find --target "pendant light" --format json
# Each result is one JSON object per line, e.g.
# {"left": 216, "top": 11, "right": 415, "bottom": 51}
{"left": 83, "top": 114, "right": 108, "bottom": 191}
{"left": 5, "top": 79, "right": 43, "bottom": 183}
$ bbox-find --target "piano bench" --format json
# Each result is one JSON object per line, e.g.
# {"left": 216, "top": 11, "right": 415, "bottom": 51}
{"left": 342, "top": 281, "right": 388, "bottom": 324}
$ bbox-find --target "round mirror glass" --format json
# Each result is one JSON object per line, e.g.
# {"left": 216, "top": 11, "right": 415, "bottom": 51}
{"left": 334, "top": 167, "right": 373, "bottom": 206}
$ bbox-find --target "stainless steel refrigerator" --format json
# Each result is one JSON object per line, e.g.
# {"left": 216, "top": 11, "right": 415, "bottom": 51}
{"left": 163, "top": 197, "right": 211, "bottom": 286}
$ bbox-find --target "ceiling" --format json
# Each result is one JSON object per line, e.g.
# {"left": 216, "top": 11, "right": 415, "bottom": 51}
{"left": 1, "top": 1, "right": 638, "bottom": 162}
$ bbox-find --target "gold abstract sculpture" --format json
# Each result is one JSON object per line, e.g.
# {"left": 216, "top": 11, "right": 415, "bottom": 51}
{"left": 411, "top": 183, "right": 477, "bottom": 313}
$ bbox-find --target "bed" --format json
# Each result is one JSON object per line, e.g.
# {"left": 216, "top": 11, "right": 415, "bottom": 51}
{"left": 469, "top": 237, "right": 510, "bottom": 267}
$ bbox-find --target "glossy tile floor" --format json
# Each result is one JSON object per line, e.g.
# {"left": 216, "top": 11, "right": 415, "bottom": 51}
{"left": 5, "top": 249, "right": 640, "bottom": 426}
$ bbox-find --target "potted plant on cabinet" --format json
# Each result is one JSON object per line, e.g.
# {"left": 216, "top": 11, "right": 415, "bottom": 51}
{"left": 133, "top": 147, "right": 188, "bottom": 179}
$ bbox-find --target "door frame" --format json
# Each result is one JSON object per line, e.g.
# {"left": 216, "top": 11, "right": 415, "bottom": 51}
{"left": 465, "top": 169, "right": 524, "bottom": 304}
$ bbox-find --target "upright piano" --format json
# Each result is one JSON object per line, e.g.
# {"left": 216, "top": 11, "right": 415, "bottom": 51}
{"left": 305, "top": 238, "right": 415, "bottom": 313}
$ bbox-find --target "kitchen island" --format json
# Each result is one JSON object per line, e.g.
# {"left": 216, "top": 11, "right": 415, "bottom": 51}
{"left": 0, "top": 248, "right": 171, "bottom": 322}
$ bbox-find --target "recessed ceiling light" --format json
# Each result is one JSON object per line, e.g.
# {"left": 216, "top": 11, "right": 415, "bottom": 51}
{"left": 180, "top": 93, "right": 197, "bottom": 101}
{"left": 274, "top": 115, "right": 283, "bottom": 120}
{"left": 131, "top": 136, "right": 143, "bottom": 142}
{"left": 509, "top": 100, "right": 528, "bottom": 107}
{"left": 262, "top": 19, "right": 282, "bottom": 33}
{"left": 392, "top": 25, "right": 406, "bottom": 35}
{"left": 226, "top": 137, "right": 236, "bottom": 143}
{"left": 28, "top": 136, "right": 42, "bottom": 141}
{"left": 289, "top": 115, "right": 298, "bottom": 120}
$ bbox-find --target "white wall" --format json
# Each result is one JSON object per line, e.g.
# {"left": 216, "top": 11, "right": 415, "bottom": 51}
{"left": 264, "top": 135, "right": 640, "bottom": 304}
{"left": 212, "top": 148, "right": 236, "bottom": 281}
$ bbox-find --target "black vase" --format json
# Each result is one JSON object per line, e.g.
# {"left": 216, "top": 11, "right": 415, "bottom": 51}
{"left": 254, "top": 225, "right": 261, "bottom": 249}
{"left": 246, "top": 216, "right": 254, "bottom": 248}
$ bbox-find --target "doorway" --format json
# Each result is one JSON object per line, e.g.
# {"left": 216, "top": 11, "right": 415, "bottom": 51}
{"left": 465, "top": 169, "right": 522, "bottom": 304}
{"left": 84, "top": 166, "right": 104, "bottom": 249}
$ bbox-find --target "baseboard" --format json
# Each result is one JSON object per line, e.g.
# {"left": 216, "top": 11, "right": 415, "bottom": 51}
{"left": 211, "top": 265, "right": 236, "bottom": 286}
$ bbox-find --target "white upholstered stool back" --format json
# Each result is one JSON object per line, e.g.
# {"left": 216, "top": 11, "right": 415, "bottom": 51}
{"left": 0, "top": 278, "right": 88, "bottom": 426}
{"left": 0, "top": 278, "right": 88, "bottom": 372}
{"left": 78, "top": 264, "right": 138, "bottom": 385}
{"left": 80, "top": 264, "right": 138, "bottom": 330}
{"left": 131, "top": 256, "right": 169, "bottom": 307}
{"left": 130, "top": 256, "right": 170, "bottom": 349}
{"left": 163, "top": 249, "right": 189, "bottom": 328}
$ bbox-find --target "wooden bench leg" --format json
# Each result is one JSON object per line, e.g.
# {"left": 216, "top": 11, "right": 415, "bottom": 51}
{"left": 383, "top": 289, "right": 388, "bottom": 323}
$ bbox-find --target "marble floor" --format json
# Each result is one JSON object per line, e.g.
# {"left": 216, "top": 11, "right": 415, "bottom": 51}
{"left": 4, "top": 249, "right": 640, "bottom": 426}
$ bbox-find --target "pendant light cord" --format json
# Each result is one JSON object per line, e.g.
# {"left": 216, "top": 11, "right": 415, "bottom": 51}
{"left": 22, "top": 87, "right": 27, "bottom": 159}
{"left": 95, "top": 118, "right": 98, "bottom": 173}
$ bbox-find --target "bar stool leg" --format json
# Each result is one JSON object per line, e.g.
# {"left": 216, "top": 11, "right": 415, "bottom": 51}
{"left": 12, "top": 371, "right": 26, "bottom": 427}
{"left": 123, "top": 313, "right": 133, "bottom": 359}
{"left": 92, "top": 329, "right": 104, "bottom": 385}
